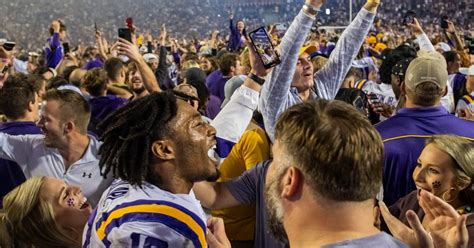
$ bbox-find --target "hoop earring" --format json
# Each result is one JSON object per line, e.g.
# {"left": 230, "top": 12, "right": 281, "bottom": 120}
{"left": 442, "top": 187, "right": 458, "bottom": 203}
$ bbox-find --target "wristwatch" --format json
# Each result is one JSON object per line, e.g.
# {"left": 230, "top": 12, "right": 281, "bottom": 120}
{"left": 248, "top": 72, "right": 265, "bottom": 85}
{"left": 302, "top": 3, "right": 320, "bottom": 17}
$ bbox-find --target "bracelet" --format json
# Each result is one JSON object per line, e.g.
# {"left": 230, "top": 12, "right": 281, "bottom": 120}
{"left": 248, "top": 72, "right": 265, "bottom": 85}
{"left": 302, "top": 4, "right": 320, "bottom": 17}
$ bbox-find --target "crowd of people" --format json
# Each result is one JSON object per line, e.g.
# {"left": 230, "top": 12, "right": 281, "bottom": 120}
{"left": 0, "top": 0, "right": 474, "bottom": 247}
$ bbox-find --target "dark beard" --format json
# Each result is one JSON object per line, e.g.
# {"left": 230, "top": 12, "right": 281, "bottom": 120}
{"left": 205, "top": 168, "right": 220, "bottom": 182}
{"left": 133, "top": 86, "right": 146, "bottom": 94}
{"left": 265, "top": 172, "right": 289, "bottom": 245}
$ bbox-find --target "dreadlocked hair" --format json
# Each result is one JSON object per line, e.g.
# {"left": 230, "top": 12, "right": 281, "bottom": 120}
{"left": 97, "top": 91, "right": 178, "bottom": 186}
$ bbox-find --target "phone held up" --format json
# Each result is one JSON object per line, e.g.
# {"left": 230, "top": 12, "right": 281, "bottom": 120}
{"left": 248, "top": 27, "right": 281, "bottom": 69}
{"left": 118, "top": 17, "right": 133, "bottom": 43}
{"left": 402, "top": 11, "right": 416, "bottom": 26}
{"left": 440, "top": 15, "right": 449, "bottom": 29}
{"left": 62, "top": 42, "right": 70, "bottom": 54}
{"left": 118, "top": 28, "right": 132, "bottom": 43}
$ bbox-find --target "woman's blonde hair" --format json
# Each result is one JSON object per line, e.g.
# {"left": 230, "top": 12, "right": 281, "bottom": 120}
{"left": 427, "top": 135, "right": 474, "bottom": 204}
{"left": 2, "top": 176, "right": 80, "bottom": 247}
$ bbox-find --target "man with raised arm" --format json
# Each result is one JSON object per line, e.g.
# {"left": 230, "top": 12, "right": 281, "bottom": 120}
{"left": 259, "top": 0, "right": 380, "bottom": 141}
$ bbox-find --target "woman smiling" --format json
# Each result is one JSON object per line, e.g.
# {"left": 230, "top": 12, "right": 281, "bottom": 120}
{"left": 381, "top": 135, "right": 474, "bottom": 247}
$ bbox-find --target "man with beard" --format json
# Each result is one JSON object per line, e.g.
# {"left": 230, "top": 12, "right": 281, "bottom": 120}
{"left": 266, "top": 99, "right": 406, "bottom": 247}
{"left": 127, "top": 61, "right": 150, "bottom": 100}
{"left": 83, "top": 39, "right": 268, "bottom": 247}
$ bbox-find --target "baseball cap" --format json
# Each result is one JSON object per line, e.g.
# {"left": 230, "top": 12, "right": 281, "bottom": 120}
{"left": 405, "top": 50, "right": 448, "bottom": 91}
{"left": 299, "top": 45, "right": 318, "bottom": 56}
{"left": 143, "top": 53, "right": 158, "bottom": 63}
{"left": 434, "top": 42, "right": 451, "bottom": 52}
{"left": 221, "top": 75, "right": 246, "bottom": 108}
{"left": 460, "top": 65, "right": 474, "bottom": 76}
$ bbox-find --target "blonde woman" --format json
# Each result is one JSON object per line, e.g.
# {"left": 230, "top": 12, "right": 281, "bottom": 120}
{"left": 1, "top": 176, "right": 92, "bottom": 247}
{"left": 381, "top": 135, "right": 474, "bottom": 247}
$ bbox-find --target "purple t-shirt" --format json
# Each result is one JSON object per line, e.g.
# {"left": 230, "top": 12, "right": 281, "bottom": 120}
{"left": 206, "top": 70, "right": 229, "bottom": 103}
{"left": 376, "top": 106, "right": 474, "bottom": 205}
{"left": 205, "top": 95, "right": 222, "bottom": 120}
{"left": 0, "top": 122, "right": 42, "bottom": 207}
{"left": 224, "top": 160, "right": 287, "bottom": 248}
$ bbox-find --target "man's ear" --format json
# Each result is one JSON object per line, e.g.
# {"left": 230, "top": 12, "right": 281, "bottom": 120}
{"left": 281, "top": 167, "right": 303, "bottom": 200}
{"left": 400, "top": 82, "right": 407, "bottom": 95}
{"left": 64, "top": 121, "right": 75, "bottom": 134}
{"left": 442, "top": 86, "right": 448, "bottom": 97}
{"left": 151, "top": 140, "right": 175, "bottom": 161}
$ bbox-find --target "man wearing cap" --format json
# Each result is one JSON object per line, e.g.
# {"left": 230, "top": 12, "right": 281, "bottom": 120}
{"left": 259, "top": 0, "right": 380, "bottom": 141}
{"left": 376, "top": 51, "right": 474, "bottom": 206}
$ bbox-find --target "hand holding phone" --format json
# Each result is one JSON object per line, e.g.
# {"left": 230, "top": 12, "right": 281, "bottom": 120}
{"left": 402, "top": 11, "right": 416, "bottom": 26}
{"left": 248, "top": 27, "right": 281, "bottom": 69}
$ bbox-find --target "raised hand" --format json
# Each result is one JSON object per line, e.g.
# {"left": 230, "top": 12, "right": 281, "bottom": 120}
{"left": 116, "top": 38, "right": 142, "bottom": 63}
{"left": 363, "top": 0, "right": 380, "bottom": 12}
{"left": 379, "top": 201, "right": 434, "bottom": 248}
{"left": 407, "top": 18, "right": 425, "bottom": 36}
{"left": 51, "top": 20, "right": 61, "bottom": 33}
{"left": 419, "top": 190, "right": 469, "bottom": 248}
{"left": 306, "top": 0, "right": 326, "bottom": 9}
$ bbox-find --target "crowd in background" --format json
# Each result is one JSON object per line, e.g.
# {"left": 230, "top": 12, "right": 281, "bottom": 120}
{"left": 0, "top": 0, "right": 474, "bottom": 247}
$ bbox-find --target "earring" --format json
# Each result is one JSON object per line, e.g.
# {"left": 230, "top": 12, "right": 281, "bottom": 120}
{"left": 442, "top": 187, "right": 458, "bottom": 203}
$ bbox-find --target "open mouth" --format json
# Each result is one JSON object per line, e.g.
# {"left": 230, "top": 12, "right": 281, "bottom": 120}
{"left": 79, "top": 197, "right": 90, "bottom": 210}
{"left": 207, "top": 145, "right": 219, "bottom": 164}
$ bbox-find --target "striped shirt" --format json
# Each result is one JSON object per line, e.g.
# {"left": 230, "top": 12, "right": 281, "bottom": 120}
{"left": 82, "top": 179, "right": 207, "bottom": 247}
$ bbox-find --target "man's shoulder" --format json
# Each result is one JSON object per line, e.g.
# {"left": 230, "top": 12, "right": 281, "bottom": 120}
{"left": 0, "top": 122, "right": 42, "bottom": 135}
{"left": 324, "top": 232, "right": 407, "bottom": 248}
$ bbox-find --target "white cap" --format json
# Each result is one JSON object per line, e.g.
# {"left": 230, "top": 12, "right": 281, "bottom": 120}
{"left": 434, "top": 42, "right": 451, "bottom": 52}
{"left": 143, "top": 53, "right": 158, "bottom": 63}
{"left": 460, "top": 65, "right": 474, "bottom": 76}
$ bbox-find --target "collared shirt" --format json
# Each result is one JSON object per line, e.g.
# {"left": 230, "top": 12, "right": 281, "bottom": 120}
{"left": 0, "top": 133, "right": 112, "bottom": 206}
{"left": 376, "top": 106, "right": 474, "bottom": 205}
{"left": 259, "top": 8, "right": 376, "bottom": 142}
{"left": 0, "top": 122, "right": 42, "bottom": 207}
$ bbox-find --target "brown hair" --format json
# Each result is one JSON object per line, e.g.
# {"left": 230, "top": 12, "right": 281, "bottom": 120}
{"left": 219, "top": 53, "right": 239, "bottom": 76}
{"left": 83, "top": 68, "right": 108, "bottom": 97}
{"left": 274, "top": 99, "right": 384, "bottom": 201}
{"left": 406, "top": 82, "right": 444, "bottom": 106}
{"left": 43, "top": 89, "right": 91, "bottom": 134}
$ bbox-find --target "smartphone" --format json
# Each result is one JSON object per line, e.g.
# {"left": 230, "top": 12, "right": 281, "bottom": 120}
{"left": 62, "top": 42, "right": 70, "bottom": 54}
{"left": 3, "top": 41, "right": 16, "bottom": 51}
{"left": 440, "top": 15, "right": 449, "bottom": 29}
{"left": 94, "top": 22, "right": 98, "bottom": 34}
{"left": 248, "top": 27, "right": 281, "bottom": 69}
{"left": 402, "top": 11, "right": 416, "bottom": 26}
{"left": 118, "top": 28, "right": 132, "bottom": 43}
{"left": 126, "top": 17, "right": 133, "bottom": 30}
{"left": 1, "top": 65, "right": 8, "bottom": 74}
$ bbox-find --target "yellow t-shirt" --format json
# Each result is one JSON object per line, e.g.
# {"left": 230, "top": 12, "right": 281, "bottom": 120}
{"left": 211, "top": 127, "right": 271, "bottom": 241}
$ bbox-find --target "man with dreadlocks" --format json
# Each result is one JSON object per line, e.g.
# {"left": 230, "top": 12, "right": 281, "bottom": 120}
{"left": 82, "top": 39, "right": 269, "bottom": 247}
